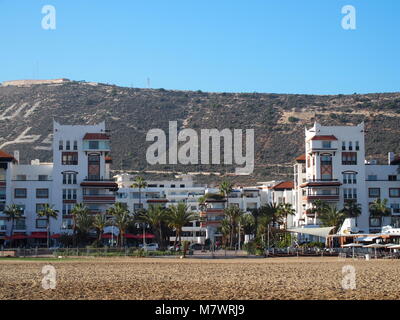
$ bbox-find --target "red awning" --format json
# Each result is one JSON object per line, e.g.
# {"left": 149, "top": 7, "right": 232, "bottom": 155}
{"left": 101, "top": 233, "right": 117, "bottom": 239}
{"left": 124, "top": 233, "right": 155, "bottom": 239}
{"left": 6, "top": 234, "right": 27, "bottom": 240}
{"left": 51, "top": 234, "right": 61, "bottom": 239}
{"left": 29, "top": 232, "right": 47, "bottom": 239}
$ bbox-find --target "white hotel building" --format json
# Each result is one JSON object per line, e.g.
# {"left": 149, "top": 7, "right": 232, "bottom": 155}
{"left": 293, "top": 122, "right": 400, "bottom": 235}
{"left": 0, "top": 121, "right": 117, "bottom": 246}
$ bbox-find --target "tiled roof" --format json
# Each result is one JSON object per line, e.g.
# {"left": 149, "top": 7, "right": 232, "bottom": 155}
{"left": 273, "top": 181, "right": 294, "bottom": 190}
{"left": 310, "top": 135, "right": 338, "bottom": 141}
{"left": 295, "top": 154, "right": 306, "bottom": 161}
{"left": 0, "top": 150, "right": 16, "bottom": 162}
{"left": 83, "top": 133, "right": 109, "bottom": 140}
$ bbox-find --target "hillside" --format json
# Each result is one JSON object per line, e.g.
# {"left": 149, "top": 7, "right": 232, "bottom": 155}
{"left": 0, "top": 80, "right": 399, "bottom": 184}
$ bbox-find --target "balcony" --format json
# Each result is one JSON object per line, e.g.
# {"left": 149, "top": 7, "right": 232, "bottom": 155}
{"left": 303, "top": 195, "right": 340, "bottom": 202}
{"left": 300, "top": 179, "right": 341, "bottom": 188}
{"left": 83, "top": 194, "right": 116, "bottom": 203}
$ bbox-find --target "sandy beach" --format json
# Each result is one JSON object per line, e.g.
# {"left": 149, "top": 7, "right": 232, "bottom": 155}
{"left": 1, "top": 257, "right": 400, "bottom": 300}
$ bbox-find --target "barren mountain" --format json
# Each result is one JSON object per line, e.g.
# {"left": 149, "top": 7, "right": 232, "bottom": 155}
{"left": 0, "top": 80, "right": 399, "bottom": 184}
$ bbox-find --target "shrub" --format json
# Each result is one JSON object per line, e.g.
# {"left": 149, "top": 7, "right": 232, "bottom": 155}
{"left": 288, "top": 116, "right": 299, "bottom": 123}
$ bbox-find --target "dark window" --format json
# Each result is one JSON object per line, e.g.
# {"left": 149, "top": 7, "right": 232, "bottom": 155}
{"left": 342, "top": 152, "right": 357, "bottom": 165}
{"left": 180, "top": 184, "right": 185, "bottom": 188}
{"left": 322, "top": 141, "right": 331, "bottom": 149}
{"left": 36, "top": 203, "right": 47, "bottom": 213}
{"left": 62, "top": 152, "right": 78, "bottom": 165}
{"left": 59, "top": 140, "right": 63, "bottom": 150}
{"left": 89, "top": 141, "right": 99, "bottom": 149}
{"left": 389, "top": 175, "right": 397, "bottom": 181}
{"left": 389, "top": 188, "right": 400, "bottom": 198}
{"left": 66, "top": 140, "right": 70, "bottom": 150}
{"left": 368, "top": 188, "right": 380, "bottom": 198}
{"left": 36, "top": 219, "right": 47, "bottom": 229}
{"left": 355, "top": 141, "right": 360, "bottom": 150}
{"left": 73, "top": 140, "right": 78, "bottom": 150}
{"left": 36, "top": 189, "right": 49, "bottom": 198}
{"left": 369, "top": 217, "right": 382, "bottom": 227}
{"left": 342, "top": 141, "right": 346, "bottom": 151}
{"left": 14, "top": 188, "right": 27, "bottom": 198}
{"left": 38, "top": 175, "right": 48, "bottom": 181}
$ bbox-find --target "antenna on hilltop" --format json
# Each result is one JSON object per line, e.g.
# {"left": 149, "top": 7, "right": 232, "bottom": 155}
{"left": 147, "top": 77, "right": 150, "bottom": 89}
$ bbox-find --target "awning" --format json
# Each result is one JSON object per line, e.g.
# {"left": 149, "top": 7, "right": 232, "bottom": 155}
{"left": 288, "top": 227, "right": 335, "bottom": 238}
{"left": 5, "top": 234, "right": 27, "bottom": 240}
{"left": 124, "top": 233, "right": 155, "bottom": 239}
{"left": 51, "top": 234, "right": 61, "bottom": 239}
{"left": 355, "top": 236, "right": 381, "bottom": 242}
{"left": 101, "top": 233, "right": 117, "bottom": 239}
{"left": 29, "top": 232, "right": 47, "bottom": 239}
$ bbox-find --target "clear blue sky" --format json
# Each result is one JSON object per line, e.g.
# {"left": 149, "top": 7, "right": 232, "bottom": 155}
{"left": 0, "top": 0, "right": 399, "bottom": 94}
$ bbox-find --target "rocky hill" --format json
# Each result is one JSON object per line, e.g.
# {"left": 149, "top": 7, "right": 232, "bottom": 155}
{"left": 0, "top": 80, "right": 399, "bottom": 184}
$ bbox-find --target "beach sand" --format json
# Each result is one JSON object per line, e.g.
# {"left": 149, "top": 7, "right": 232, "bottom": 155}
{"left": 1, "top": 257, "right": 399, "bottom": 300}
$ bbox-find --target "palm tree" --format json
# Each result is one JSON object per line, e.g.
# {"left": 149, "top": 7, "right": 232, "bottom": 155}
{"left": 93, "top": 213, "right": 109, "bottom": 242}
{"left": 131, "top": 176, "right": 147, "bottom": 212}
{"left": 239, "top": 213, "right": 255, "bottom": 244}
{"left": 4, "top": 204, "right": 23, "bottom": 248}
{"left": 309, "top": 199, "right": 329, "bottom": 223}
{"left": 219, "top": 180, "right": 233, "bottom": 208}
{"left": 224, "top": 205, "right": 244, "bottom": 248}
{"left": 369, "top": 198, "right": 391, "bottom": 226}
{"left": 167, "top": 203, "right": 198, "bottom": 248}
{"left": 263, "top": 202, "right": 281, "bottom": 228}
{"left": 74, "top": 208, "right": 94, "bottom": 246}
{"left": 341, "top": 200, "right": 362, "bottom": 227}
{"left": 71, "top": 203, "right": 90, "bottom": 246}
{"left": 37, "top": 204, "right": 59, "bottom": 248}
{"left": 318, "top": 206, "right": 345, "bottom": 233}
{"left": 218, "top": 218, "right": 232, "bottom": 248}
{"left": 277, "top": 203, "right": 295, "bottom": 230}
{"left": 136, "top": 204, "right": 167, "bottom": 249}
{"left": 107, "top": 203, "right": 132, "bottom": 247}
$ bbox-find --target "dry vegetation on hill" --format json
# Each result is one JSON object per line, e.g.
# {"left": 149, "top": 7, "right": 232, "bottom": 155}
{"left": 0, "top": 81, "right": 399, "bottom": 183}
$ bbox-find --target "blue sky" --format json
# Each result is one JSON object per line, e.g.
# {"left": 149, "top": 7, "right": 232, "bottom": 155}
{"left": 0, "top": 0, "right": 399, "bottom": 94}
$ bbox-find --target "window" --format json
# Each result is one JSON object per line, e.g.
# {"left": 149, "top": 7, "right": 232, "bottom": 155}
{"left": 369, "top": 217, "right": 381, "bottom": 227}
{"left": 36, "top": 189, "right": 49, "bottom": 198}
{"left": 62, "top": 152, "right": 78, "bottom": 165}
{"left": 62, "top": 203, "right": 74, "bottom": 215}
{"left": 0, "top": 220, "right": 6, "bottom": 231}
{"left": 368, "top": 188, "right": 380, "bottom": 198}
{"left": 16, "top": 205, "right": 25, "bottom": 215}
{"left": 355, "top": 141, "right": 360, "bottom": 151}
{"left": 63, "top": 172, "right": 77, "bottom": 184}
{"left": 89, "top": 141, "right": 99, "bottom": 149}
{"left": 38, "top": 175, "right": 48, "bottom": 181}
{"left": 342, "top": 152, "right": 357, "bottom": 165}
{"left": 180, "top": 184, "right": 185, "bottom": 188}
{"left": 0, "top": 188, "right": 6, "bottom": 200}
{"left": 343, "top": 173, "right": 357, "bottom": 184}
{"left": 320, "top": 155, "right": 332, "bottom": 165}
{"left": 16, "top": 175, "right": 27, "bottom": 181}
{"left": 171, "top": 184, "right": 176, "bottom": 188}
{"left": 349, "top": 141, "right": 353, "bottom": 151}
{"left": 322, "top": 141, "right": 331, "bottom": 149}
{"left": 344, "top": 188, "right": 357, "bottom": 200}
{"left": 134, "top": 203, "right": 143, "bottom": 210}
{"left": 14, "top": 188, "right": 27, "bottom": 198}
{"left": 66, "top": 140, "right": 70, "bottom": 150}
{"left": 342, "top": 141, "right": 346, "bottom": 151}
{"left": 392, "top": 216, "right": 400, "bottom": 228}
{"left": 14, "top": 218, "right": 26, "bottom": 230}
{"left": 73, "top": 140, "right": 78, "bottom": 150}
{"left": 36, "top": 219, "right": 47, "bottom": 229}
{"left": 389, "top": 188, "right": 400, "bottom": 198}
{"left": 63, "top": 189, "right": 77, "bottom": 200}
{"left": 59, "top": 140, "right": 63, "bottom": 150}
{"left": 368, "top": 175, "right": 377, "bottom": 181}
{"left": 159, "top": 184, "right": 164, "bottom": 188}
{"left": 390, "top": 204, "right": 400, "bottom": 214}
{"left": 36, "top": 203, "right": 47, "bottom": 213}
{"left": 62, "top": 218, "right": 73, "bottom": 230}
{"left": 389, "top": 175, "right": 397, "bottom": 181}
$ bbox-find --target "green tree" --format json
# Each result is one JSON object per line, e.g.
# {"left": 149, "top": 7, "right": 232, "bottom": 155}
{"left": 37, "top": 204, "right": 59, "bottom": 248}
{"left": 318, "top": 206, "right": 345, "bottom": 233}
{"left": 74, "top": 206, "right": 94, "bottom": 246}
{"left": 107, "top": 203, "right": 132, "bottom": 247}
{"left": 277, "top": 203, "right": 295, "bottom": 230}
{"left": 309, "top": 200, "right": 329, "bottom": 222}
{"left": 93, "top": 213, "right": 109, "bottom": 242}
{"left": 136, "top": 204, "right": 167, "bottom": 249}
{"left": 4, "top": 204, "right": 23, "bottom": 247}
{"left": 131, "top": 176, "right": 147, "bottom": 212}
{"left": 219, "top": 180, "right": 233, "bottom": 208}
{"left": 369, "top": 198, "right": 391, "bottom": 227}
{"left": 167, "top": 203, "right": 198, "bottom": 247}
{"left": 71, "top": 203, "right": 90, "bottom": 246}
{"left": 341, "top": 200, "right": 362, "bottom": 227}
{"left": 224, "top": 205, "right": 244, "bottom": 248}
